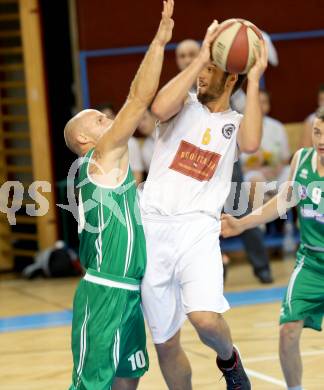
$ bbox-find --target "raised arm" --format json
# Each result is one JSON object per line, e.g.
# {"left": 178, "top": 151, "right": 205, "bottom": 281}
{"left": 221, "top": 150, "right": 301, "bottom": 237}
{"left": 151, "top": 20, "right": 219, "bottom": 122}
{"left": 237, "top": 40, "right": 268, "bottom": 153}
{"left": 95, "top": 0, "right": 174, "bottom": 157}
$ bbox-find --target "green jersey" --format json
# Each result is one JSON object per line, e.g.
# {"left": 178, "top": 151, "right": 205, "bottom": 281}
{"left": 77, "top": 149, "right": 146, "bottom": 280}
{"left": 295, "top": 148, "right": 324, "bottom": 259}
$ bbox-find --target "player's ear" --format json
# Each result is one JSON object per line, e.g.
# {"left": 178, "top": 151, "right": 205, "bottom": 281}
{"left": 76, "top": 133, "right": 89, "bottom": 145}
{"left": 225, "top": 73, "right": 238, "bottom": 90}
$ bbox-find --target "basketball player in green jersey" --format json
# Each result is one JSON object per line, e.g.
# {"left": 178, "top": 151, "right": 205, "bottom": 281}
{"left": 63, "top": 1, "right": 174, "bottom": 389}
{"left": 221, "top": 107, "right": 324, "bottom": 390}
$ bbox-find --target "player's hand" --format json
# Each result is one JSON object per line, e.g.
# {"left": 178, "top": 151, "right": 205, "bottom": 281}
{"left": 155, "top": 0, "right": 174, "bottom": 46}
{"left": 198, "top": 20, "right": 219, "bottom": 65}
{"left": 247, "top": 39, "right": 268, "bottom": 82}
{"left": 220, "top": 214, "right": 244, "bottom": 237}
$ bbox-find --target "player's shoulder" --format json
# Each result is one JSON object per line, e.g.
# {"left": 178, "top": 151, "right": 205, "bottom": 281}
{"left": 227, "top": 109, "right": 243, "bottom": 120}
{"left": 291, "top": 147, "right": 314, "bottom": 169}
{"left": 297, "top": 147, "right": 314, "bottom": 157}
{"left": 219, "top": 109, "right": 243, "bottom": 126}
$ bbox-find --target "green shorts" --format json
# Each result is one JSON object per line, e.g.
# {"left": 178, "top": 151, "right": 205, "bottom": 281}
{"left": 69, "top": 269, "right": 149, "bottom": 390}
{"left": 280, "top": 247, "right": 324, "bottom": 331}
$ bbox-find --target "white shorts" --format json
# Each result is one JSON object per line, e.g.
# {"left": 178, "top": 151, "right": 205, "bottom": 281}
{"left": 141, "top": 213, "right": 230, "bottom": 344}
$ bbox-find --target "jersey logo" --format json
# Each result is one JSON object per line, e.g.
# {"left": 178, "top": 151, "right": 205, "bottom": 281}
{"left": 169, "top": 140, "right": 221, "bottom": 181}
{"left": 202, "top": 128, "right": 211, "bottom": 145}
{"left": 298, "top": 185, "right": 307, "bottom": 200}
{"left": 299, "top": 168, "right": 308, "bottom": 179}
{"left": 312, "top": 187, "right": 322, "bottom": 205}
{"left": 222, "top": 123, "right": 235, "bottom": 139}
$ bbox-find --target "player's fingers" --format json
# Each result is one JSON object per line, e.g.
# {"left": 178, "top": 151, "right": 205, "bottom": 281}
{"left": 165, "top": 0, "right": 170, "bottom": 16}
{"left": 263, "top": 40, "right": 269, "bottom": 66}
{"left": 165, "top": 0, "right": 173, "bottom": 17}
{"left": 253, "top": 47, "right": 260, "bottom": 64}
{"left": 259, "top": 40, "right": 267, "bottom": 64}
{"left": 161, "top": 1, "right": 166, "bottom": 17}
{"left": 207, "top": 19, "right": 219, "bottom": 36}
{"left": 169, "top": 0, "right": 174, "bottom": 16}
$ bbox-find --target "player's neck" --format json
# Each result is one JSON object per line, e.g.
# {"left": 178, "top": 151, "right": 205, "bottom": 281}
{"left": 205, "top": 94, "right": 230, "bottom": 113}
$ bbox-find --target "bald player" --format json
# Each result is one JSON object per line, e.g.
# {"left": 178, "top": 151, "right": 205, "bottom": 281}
{"left": 64, "top": 1, "right": 174, "bottom": 389}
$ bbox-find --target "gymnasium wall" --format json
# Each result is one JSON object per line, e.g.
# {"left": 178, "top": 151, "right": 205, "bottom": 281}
{"left": 75, "top": 0, "right": 324, "bottom": 122}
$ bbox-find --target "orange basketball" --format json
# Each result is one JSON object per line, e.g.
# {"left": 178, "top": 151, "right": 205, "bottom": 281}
{"left": 211, "top": 18, "right": 263, "bottom": 74}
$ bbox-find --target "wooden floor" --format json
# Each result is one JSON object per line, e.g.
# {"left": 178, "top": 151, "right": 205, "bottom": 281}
{"left": 1, "top": 259, "right": 324, "bottom": 390}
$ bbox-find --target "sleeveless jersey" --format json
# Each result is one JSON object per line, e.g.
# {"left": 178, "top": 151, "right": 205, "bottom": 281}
{"left": 140, "top": 93, "right": 243, "bottom": 219}
{"left": 295, "top": 148, "right": 324, "bottom": 259}
{"left": 77, "top": 149, "right": 146, "bottom": 279}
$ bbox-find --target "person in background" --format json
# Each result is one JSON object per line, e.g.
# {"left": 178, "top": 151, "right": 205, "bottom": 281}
{"left": 175, "top": 39, "right": 200, "bottom": 72}
{"left": 242, "top": 89, "right": 291, "bottom": 187}
{"left": 300, "top": 84, "right": 324, "bottom": 148}
{"left": 97, "top": 103, "right": 144, "bottom": 185}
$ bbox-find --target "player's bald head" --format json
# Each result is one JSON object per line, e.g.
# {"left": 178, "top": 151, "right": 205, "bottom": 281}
{"left": 175, "top": 39, "right": 200, "bottom": 71}
{"left": 64, "top": 109, "right": 112, "bottom": 156}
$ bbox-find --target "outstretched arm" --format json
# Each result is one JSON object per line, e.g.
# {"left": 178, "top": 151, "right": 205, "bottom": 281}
{"left": 221, "top": 150, "right": 301, "bottom": 237}
{"left": 95, "top": 0, "right": 174, "bottom": 158}
{"left": 237, "top": 40, "right": 268, "bottom": 153}
{"left": 151, "top": 20, "right": 219, "bottom": 122}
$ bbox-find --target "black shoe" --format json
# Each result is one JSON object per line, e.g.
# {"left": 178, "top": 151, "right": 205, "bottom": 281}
{"left": 255, "top": 269, "right": 274, "bottom": 284}
{"left": 217, "top": 347, "right": 251, "bottom": 390}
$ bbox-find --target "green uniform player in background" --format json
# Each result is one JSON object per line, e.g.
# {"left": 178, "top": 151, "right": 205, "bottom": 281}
{"left": 221, "top": 107, "right": 324, "bottom": 390}
{"left": 64, "top": 2, "right": 175, "bottom": 388}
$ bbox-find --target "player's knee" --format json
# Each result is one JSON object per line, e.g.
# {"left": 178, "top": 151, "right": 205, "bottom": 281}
{"left": 155, "top": 332, "right": 181, "bottom": 360}
{"left": 112, "top": 377, "right": 139, "bottom": 390}
{"left": 189, "top": 312, "right": 223, "bottom": 338}
{"left": 280, "top": 322, "right": 302, "bottom": 349}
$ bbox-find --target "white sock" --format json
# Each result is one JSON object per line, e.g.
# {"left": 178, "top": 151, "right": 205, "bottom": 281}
{"left": 288, "top": 386, "right": 302, "bottom": 390}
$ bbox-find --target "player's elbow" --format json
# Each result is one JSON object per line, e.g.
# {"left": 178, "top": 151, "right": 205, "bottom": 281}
{"left": 151, "top": 100, "right": 170, "bottom": 122}
{"left": 239, "top": 142, "right": 259, "bottom": 154}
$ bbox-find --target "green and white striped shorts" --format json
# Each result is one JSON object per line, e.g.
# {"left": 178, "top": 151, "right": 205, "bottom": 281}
{"left": 280, "top": 247, "right": 324, "bottom": 331}
{"left": 70, "top": 269, "right": 149, "bottom": 390}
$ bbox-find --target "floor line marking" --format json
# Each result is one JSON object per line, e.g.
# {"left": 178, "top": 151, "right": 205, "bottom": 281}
{"left": 245, "top": 349, "right": 324, "bottom": 363}
{"left": 245, "top": 368, "right": 286, "bottom": 388}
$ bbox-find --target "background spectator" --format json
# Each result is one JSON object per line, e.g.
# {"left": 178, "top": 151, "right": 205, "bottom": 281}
{"left": 241, "top": 90, "right": 291, "bottom": 188}
{"left": 300, "top": 84, "right": 324, "bottom": 147}
{"left": 175, "top": 39, "right": 200, "bottom": 72}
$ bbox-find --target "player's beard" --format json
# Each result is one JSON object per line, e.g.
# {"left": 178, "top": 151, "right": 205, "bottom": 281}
{"left": 197, "top": 75, "right": 227, "bottom": 105}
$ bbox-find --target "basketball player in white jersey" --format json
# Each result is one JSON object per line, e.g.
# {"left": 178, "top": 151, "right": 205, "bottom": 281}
{"left": 140, "top": 21, "right": 268, "bottom": 389}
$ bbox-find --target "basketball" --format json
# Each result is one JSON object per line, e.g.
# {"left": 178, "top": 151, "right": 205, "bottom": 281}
{"left": 211, "top": 18, "right": 263, "bottom": 74}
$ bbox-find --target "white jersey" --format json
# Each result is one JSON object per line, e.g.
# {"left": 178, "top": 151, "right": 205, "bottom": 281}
{"left": 140, "top": 93, "right": 243, "bottom": 219}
